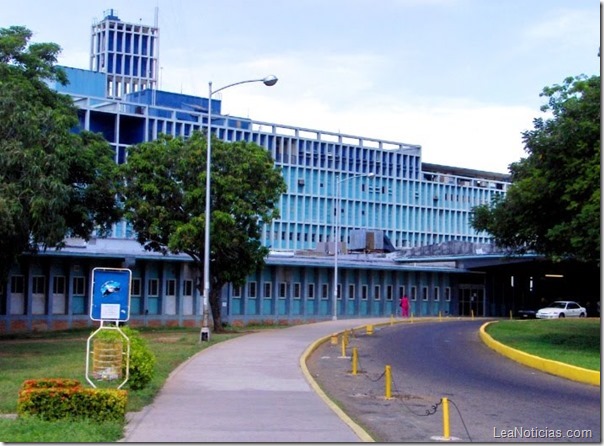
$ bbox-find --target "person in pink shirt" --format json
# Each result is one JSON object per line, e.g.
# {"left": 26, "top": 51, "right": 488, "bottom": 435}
{"left": 400, "top": 294, "right": 410, "bottom": 317}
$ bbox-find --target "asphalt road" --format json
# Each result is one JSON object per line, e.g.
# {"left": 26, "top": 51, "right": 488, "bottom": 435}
{"left": 357, "top": 319, "right": 601, "bottom": 442}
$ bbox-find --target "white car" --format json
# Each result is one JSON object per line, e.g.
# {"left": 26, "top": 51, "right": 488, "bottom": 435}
{"left": 536, "top": 301, "right": 587, "bottom": 319}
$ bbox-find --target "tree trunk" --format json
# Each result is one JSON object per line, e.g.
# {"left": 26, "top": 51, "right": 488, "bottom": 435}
{"left": 210, "top": 286, "right": 224, "bottom": 333}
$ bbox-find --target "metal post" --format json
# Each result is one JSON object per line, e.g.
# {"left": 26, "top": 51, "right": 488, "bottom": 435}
{"left": 199, "top": 76, "right": 278, "bottom": 342}
{"left": 442, "top": 397, "right": 451, "bottom": 440}
{"left": 201, "top": 81, "right": 213, "bottom": 343}
{"left": 385, "top": 365, "right": 392, "bottom": 399}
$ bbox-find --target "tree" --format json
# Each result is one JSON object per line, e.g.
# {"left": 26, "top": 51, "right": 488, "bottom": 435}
{"left": 0, "top": 26, "right": 122, "bottom": 282}
{"left": 471, "top": 74, "right": 600, "bottom": 264}
{"left": 121, "top": 132, "right": 287, "bottom": 331}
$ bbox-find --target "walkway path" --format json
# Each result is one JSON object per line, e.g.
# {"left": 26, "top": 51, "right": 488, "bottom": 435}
{"left": 122, "top": 318, "right": 390, "bottom": 443}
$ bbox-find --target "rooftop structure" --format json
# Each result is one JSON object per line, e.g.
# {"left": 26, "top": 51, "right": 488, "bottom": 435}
{"left": 90, "top": 8, "right": 159, "bottom": 99}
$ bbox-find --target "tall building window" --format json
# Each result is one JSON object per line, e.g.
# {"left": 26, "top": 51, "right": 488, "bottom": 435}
{"left": 53, "top": 276, "right": 66, "bottom": 294}
{"left": 132, "top": 278, "right": 142, "bottom": 296}
{"left": 73, "top": 277, "right": 86, "bottom": 295}
{"left": 32, "top": 276, "right": 45, "bottom": 294}
{"left": 307, "top": 283, "right": 315, "bottom": 299}
{"left": 148, "top": 279, "right": 159, "bottom": 296}
{"left": 11, "top": 276, "right": 24, "bottom": 294}
{"left": 386, "top": 285, "right": 393, "bottom": 301}
{"left": 166, "top": 279, "right": 176, "bottom": 296}
{"left": 248, "top": 282, "right": 257, "bottom": 298}
{"left": 361, "top": 285, "right": 368, "bottom": 300}
{"left": 264, "top": 283, "right": 272, "bottom": 298}
{"left": 374, "top": 285, "right": 381, "bottom": 300}
{"left": 422, "top": 286, "right": 429, "bottom": 301}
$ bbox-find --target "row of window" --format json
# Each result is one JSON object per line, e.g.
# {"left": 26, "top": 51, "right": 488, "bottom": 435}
{"left": 10, "top": 276, "right": 85, "bottom": 296}
{"left": 9, "top": 276, "right": 193, "bottom": 298}
{"left": 131, "top": 278, "right": 194, "bottom": 297}
{"left": 10, "top": 276, "right": 451, "bottom": 302}
{"left": 233, "top": 283, "right": 451, "bottom": 301}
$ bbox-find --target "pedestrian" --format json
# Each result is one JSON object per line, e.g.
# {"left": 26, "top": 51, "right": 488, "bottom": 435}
{"left": 400, "top": 294, "right": 410, "bottom": 317}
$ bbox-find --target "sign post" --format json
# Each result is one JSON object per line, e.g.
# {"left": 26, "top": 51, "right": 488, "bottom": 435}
{"left": 90, "top": 267, "right": 132, "bottom": 322}
{"left": 86, "top": 267, "right": 132, "bottom": 389}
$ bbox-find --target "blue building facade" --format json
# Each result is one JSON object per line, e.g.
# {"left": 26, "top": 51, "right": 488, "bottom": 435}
{"left": 1, "top": 10, "right": 523, "bottom": 334}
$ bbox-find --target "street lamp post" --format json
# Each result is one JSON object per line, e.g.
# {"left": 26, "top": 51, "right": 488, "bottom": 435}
{"left": 332, "top": 172, "right": 375, "bottom": 321}
{"left": 201, "top": 75, "right": 278, "bottom": 342}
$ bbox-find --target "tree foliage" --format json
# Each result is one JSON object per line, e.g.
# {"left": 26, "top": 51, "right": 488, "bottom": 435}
{"left": 471, "top": 74, "right": 600, "bottom": 263}
{"left": 121, "top": 132, "right": 287, "bottom": 330}
{"left": 0, "top": 26, "right": 122, "bottom": 281}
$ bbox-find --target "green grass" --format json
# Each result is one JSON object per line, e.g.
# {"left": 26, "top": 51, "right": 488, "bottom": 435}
{"left": 0, "top": 326, "right": 244, "bottom": 442}
{"left": 486, "top": 318, "right": 601, "bottom": 371}
{"left": 0, "top": 417, "right": 125, "bottom": 442}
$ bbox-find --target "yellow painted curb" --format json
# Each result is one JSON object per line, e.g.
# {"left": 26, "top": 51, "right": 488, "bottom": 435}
{"left": 479, "top": 321, "right": 600, "bottom": 387}
{"left": 300, "top": 329, "right": 375, "bottom": 442}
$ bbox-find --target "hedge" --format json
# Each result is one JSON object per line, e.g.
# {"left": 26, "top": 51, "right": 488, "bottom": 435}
{"left": 17, "top": 378, "right": 127, "bottom": 422}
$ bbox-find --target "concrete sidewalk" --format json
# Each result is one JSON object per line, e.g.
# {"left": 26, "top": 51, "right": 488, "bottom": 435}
{"left": 121, "top": 318, "right": 391, "bottom": 443}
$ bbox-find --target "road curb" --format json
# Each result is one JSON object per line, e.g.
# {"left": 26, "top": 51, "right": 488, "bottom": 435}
{"left": 479, "top": 321, "right": 600, "bottom": 387}
{"left": 299, "top": 325, "right": 376, "bottom": 443}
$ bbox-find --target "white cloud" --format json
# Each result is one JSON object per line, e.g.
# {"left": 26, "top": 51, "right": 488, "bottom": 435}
{"left": 161, "top": 49, "right": 536, "bottom": 174}
{"left": 214, "top": 90, "right": 534, "bottom": 174}
{"left": 523, "top": 9, "right": 598, "bottom": 49}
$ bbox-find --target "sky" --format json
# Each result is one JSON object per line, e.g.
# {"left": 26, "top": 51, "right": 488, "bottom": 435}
{"left": 1, "top": 0, "right": 600, "bottom": 173}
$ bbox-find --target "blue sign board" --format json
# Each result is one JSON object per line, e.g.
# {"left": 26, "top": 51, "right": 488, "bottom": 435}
{"left": 90, "top": 268, "right": 131, "bottom": 322}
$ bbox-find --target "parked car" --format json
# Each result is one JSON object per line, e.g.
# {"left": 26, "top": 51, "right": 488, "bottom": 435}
{"left": 517, "top": 308, "right": 537, "bottom": 319}
{"left": 536, "top": 301, "right": 587, "bottom": 319}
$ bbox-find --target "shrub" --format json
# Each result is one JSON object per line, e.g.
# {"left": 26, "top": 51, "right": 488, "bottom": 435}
{"left": 94, "top": 326, "right": 156, "bottom": 390}
{"left": 17, "top": 379, "right": 127, "bottom": 422}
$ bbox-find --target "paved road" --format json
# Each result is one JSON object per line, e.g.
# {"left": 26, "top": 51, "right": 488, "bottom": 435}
{"left": 364, "top": 320, "right": 600, "bottom": 442}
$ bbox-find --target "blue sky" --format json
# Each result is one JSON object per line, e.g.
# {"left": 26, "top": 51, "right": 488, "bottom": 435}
{"left": 1, "top": 0, "right": 600, "bottom": 173}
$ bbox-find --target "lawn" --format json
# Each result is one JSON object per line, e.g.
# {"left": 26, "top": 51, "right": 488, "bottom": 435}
{"left": 0, "top": 326, "right": 244, "bottom": 442}
{"left": 485, "top": 318, "right": 600, "bottom": 371}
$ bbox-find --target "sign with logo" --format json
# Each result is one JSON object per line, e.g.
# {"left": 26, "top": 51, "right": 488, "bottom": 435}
{"left": 90, "top": 268, "right": 131, "bottom": 322}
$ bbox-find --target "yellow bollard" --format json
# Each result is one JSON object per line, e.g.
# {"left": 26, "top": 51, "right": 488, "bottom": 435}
{"left": 471, "top": 309, "right": 474, "bottom": 320}
{"left": 439, "top": 311, "right": 442, "bottom": 322}
{"left": 366, "top": 324, "right": 374, "bottom": 335}
{"left": 352, "top": 347, "right": 358, "bottom": 375}
{"left": 442, "top": 397, "right": 450, "bottom": 440}
{"left": 385, "top": 365, "right": 392, "bottom": 399}
{"left": 390, "top": 314, "right": 394, "bottom": 326}
{"left": 330, "top": 333, "right": 338, "bottom": 345}
{"left": 341, "top": 336, "right": 347, "bottom": 357}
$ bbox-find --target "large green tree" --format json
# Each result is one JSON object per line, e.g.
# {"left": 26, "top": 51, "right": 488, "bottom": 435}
{"left": 0, "top": 26, "right": 122, "bottom": 282}
{"left": 471, "top": 74, "right": 600, "bottom": 263}
{"left": 121, "top": 132, "right": 287, "bottom": 331}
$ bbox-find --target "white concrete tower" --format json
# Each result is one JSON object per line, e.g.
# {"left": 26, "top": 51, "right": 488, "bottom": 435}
{"left": 90, "top": 8, "right": 159, "bottom": 99}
